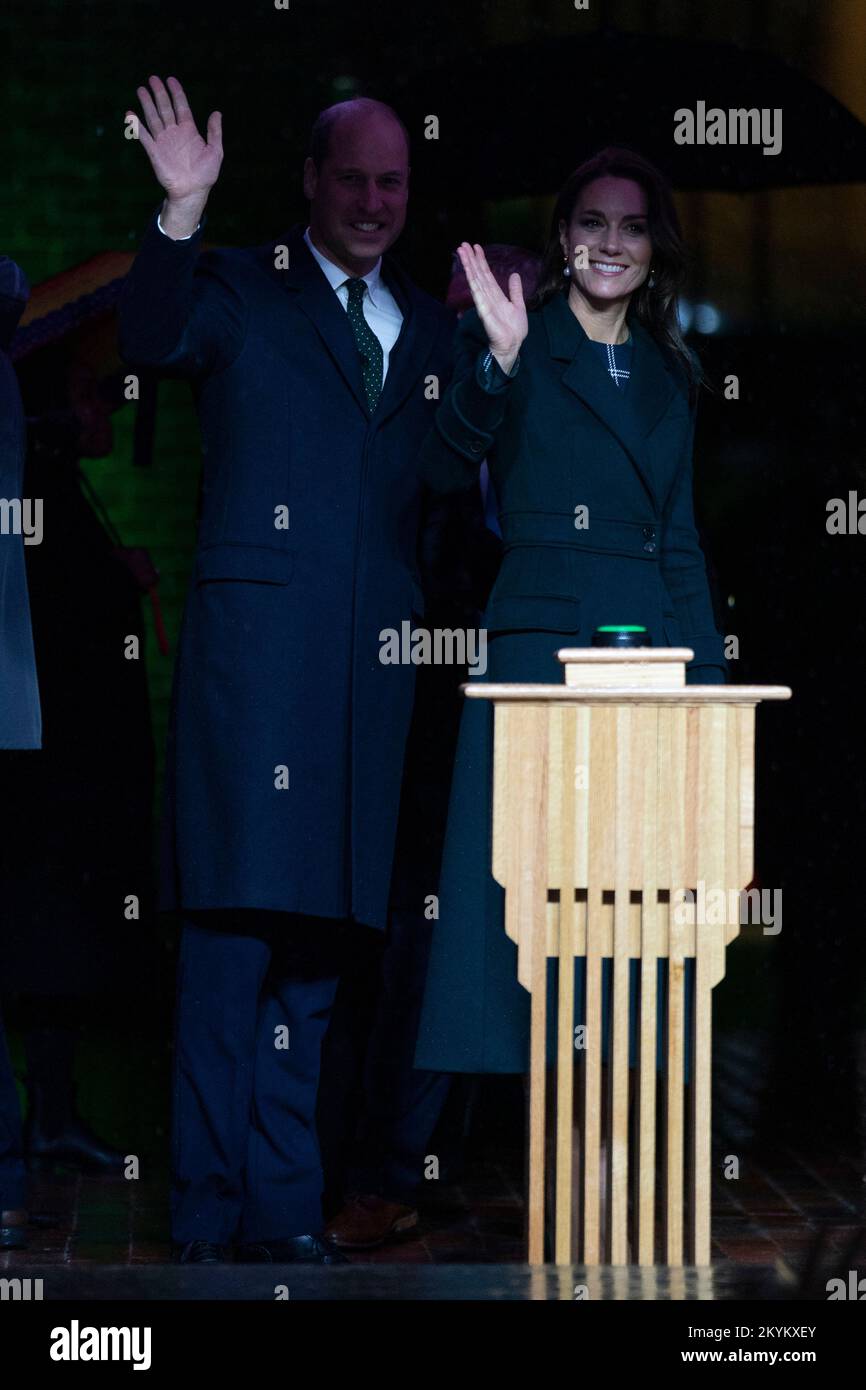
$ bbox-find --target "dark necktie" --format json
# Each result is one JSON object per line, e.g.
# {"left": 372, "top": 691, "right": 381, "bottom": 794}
{"left": 344, "top": 277, "right": 384, "bottom": 411}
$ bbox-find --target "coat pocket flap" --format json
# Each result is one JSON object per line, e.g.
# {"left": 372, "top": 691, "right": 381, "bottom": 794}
{"left": 483, "top": 593, "right": 581, "bottom": 633}
{"left": 195, "top": 544, "right": 294, "bottom": 586}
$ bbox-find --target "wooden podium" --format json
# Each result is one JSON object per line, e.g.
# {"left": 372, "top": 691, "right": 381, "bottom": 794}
{"left": 465, "top": 646, "right": 791, "bottom": 1267}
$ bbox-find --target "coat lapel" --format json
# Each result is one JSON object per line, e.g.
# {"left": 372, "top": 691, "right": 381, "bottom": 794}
{"left": 262, "top": 227, "right": 370, "bottom": 416}
{"left": 260, "top": 228, "right": 441, "bottom": 426}
{"left": 374, "top": 259, "right": 444, "bottom": 426}
{"left": 543, "top": 292, "right": 678, "bottom": 512}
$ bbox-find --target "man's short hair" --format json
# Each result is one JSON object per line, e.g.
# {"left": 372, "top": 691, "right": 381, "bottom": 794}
{"left": 309, "top": 98, "right": 410, "bottom": 170}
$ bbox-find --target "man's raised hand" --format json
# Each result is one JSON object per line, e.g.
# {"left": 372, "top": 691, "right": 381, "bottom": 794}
{"left": 456, "top": 242, "right": 528, "bottom": 376}
{"left": 127, "top": 76, "right": 222, "bottom": 239}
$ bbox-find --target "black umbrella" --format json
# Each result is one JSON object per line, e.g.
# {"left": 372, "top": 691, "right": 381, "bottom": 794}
{"left": 396, "top": 26, "right": 866, "bottom": 195}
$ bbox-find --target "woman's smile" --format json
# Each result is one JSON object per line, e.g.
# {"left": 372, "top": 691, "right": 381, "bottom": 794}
{"left": 588, "top": 259, "right": 629, "bottom": 275}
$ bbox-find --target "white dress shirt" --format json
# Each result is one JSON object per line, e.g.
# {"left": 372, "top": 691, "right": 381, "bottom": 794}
{"left": 303, "top": 228, "right": 403, "bottom": 386}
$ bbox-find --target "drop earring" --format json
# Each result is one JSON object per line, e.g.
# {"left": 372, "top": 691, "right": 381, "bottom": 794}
{"left": 648, "top": 266, "right": 656, "bottom": 288}
{"left": 563, "top": 254, "right": 571, "bottom": 279}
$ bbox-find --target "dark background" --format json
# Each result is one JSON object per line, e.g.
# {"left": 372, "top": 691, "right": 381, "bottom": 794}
{"left": 1, "top": 0, "right": 864, "bottom": 1176}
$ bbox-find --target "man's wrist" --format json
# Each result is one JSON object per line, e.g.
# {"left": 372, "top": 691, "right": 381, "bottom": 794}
{"left": 158, "top": 196, "right": 206, "bottom": 241}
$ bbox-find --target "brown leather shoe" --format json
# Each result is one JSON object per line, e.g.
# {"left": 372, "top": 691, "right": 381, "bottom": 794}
{"left": 323, "top": 1195, "right": 419, "bottom": 1249}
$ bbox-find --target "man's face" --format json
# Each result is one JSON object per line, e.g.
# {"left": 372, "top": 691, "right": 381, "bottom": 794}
{"left": 303, "top": 112, "right": 409, "bottom": 276}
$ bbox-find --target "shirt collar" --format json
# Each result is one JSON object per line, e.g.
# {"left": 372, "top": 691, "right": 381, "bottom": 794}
{"left": 303, "top": 227, "right": 385, "bottom": 306}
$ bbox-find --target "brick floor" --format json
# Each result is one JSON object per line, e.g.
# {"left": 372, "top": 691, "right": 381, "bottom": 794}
{"left": 2, "top": 1030, "right": 863, "bottom": 1283}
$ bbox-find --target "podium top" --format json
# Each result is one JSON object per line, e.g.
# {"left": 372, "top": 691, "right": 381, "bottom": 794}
{"left": 463, "top": 684, "right": 792, "bottom": 703}
{"left": 464, "top": 644, "right": 791, "bottom": 703}
{"left": 557, "top": 647, "right": 696, "bottom": 664}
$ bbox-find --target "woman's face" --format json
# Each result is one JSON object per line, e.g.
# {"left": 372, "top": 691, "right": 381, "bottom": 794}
{"left": 560, "top": 176, "right": 653, "bottom": 304}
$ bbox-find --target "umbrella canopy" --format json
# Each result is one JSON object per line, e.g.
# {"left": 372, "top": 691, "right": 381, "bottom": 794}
{"left": 9, "top": 252, "right": 163, "bottom": 467}
{"left": 398, "top": 26, "right": 866, "bottom": 196}
{"left": 10, "top": 252, "right": 134, "bottom": 367}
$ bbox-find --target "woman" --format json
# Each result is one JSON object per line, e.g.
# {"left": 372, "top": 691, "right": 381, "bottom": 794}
{"left": 414, "top": 147, "right": 727, "bottom": 1078}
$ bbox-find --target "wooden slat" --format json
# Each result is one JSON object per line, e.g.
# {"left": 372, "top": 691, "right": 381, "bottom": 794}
{"left": 548, "top": 708, "right": 565, "bottom": 890}
{"left": 520, "top": 706, "right": 550, "bottom": 1265}
{"left": 692, "top": 704, "right": 726, "bottom": 1263}
{"left": 739, "top": 706, "right": 756, "bottom": 888}
{"left": 637, "top": 706, "right": 660, "bottom": 1264}
{"left": 528, "top": 977, "right": 547, "bottom": 1265}
{"left": 581, "top": 705, "right": 615, "bottom": 1262}
{"left": 610, "top": 705, "right": 633, "bottom": 1263}
{"left": 554, "top": 711, "right": 577, "bottom": 1265}
{"left": 510, "top": 707, "right": 548, "bottom": 992}
{"left": 494, "top": 705, "right": 550, "bottom": 1261}
{"left": 724, "top": 706, "right": 742, "bottom": 947}
{"left": 574, "top": 707, "right": 591, "bottom": 889}
{"left": 665, "top": 706, "right": 688, "bottom": 1265}
{"left": 492, "top": 705, "right": 509, "bottom": 888}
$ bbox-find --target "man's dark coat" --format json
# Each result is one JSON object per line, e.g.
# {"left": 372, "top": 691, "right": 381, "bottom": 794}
{"left": 119, "top": 220, "right": 455, "bottom": 931}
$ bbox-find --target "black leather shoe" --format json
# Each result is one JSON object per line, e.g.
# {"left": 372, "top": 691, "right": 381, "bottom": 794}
{"left": 236, "top": 1235, "right": 348, "bottom": 1264}
{"left": 0, "top": 1210, "right": 28, "bottom": 1251}
{"left": 173, "top": 1240, "right": 229, "bottom": 1264}
{"left": 26, "top": 1116, "right": 126, "bottom": 1175}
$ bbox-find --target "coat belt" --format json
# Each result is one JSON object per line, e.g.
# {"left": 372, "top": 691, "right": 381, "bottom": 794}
{"left": 499, "top": 510, "right": 660, "bottom": 560}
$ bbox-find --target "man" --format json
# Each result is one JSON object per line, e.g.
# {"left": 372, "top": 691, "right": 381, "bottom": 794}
{"left": 119, "top": 78, "right": 456, "bottom": 1263}
{"left": 0, "top": 255, "right": 42, "bottom": 1249}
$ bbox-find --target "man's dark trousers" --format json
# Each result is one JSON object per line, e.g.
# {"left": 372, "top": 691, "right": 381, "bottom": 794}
{"left": 319, "top": 908, "right": 452, "bottom": 1208}
{"left": 172, "top": 910, "right": 347, "bottom": 1245}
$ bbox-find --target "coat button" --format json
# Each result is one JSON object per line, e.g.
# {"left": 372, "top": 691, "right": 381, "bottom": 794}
{"left": 642, "top": 524, "right": 656, "bottom": 539}
{"left": 643, "top": 541, "right": 657, "bottom": 553}
{"left": 469, "top": 438, "right": 484, "bottom": 453}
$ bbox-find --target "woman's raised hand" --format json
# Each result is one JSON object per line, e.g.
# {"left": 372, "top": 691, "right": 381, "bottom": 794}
{"left": 127, "top": 76, "right": 223, "bottom": 239}
{"left": 456, "top": 242, "right": 528, "bottom": 375}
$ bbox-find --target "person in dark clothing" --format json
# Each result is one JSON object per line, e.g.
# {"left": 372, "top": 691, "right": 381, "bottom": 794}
{"left": 414, "top": 149, "right": 727, "bottom": 1077}
{"left": 119, "top": 77, "right": 460, "bottom": 1264}
{"left": 0, "top": 254, "right": 41, "bottom": 1248}
{"left": 1, "top": 319, "right": 155, "bottom": 1176}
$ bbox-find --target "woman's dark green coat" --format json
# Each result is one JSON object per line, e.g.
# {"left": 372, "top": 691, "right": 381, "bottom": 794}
{"left": 414, "top": 291, "right": 727, "bottom": 1074}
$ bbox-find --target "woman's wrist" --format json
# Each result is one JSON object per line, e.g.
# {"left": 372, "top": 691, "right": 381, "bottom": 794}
{"left": 490, "top": 347, "right": 519, "bottom": 376}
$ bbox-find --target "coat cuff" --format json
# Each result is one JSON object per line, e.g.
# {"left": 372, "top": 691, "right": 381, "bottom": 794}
{"left": 435, "top": 347, "right": 519, "bottom": 462}
{"left": 157, "top": 210, "right": 202, "bottom": 240}
{"left": 142, "top": 206, "right": 206, "bottom": 258}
